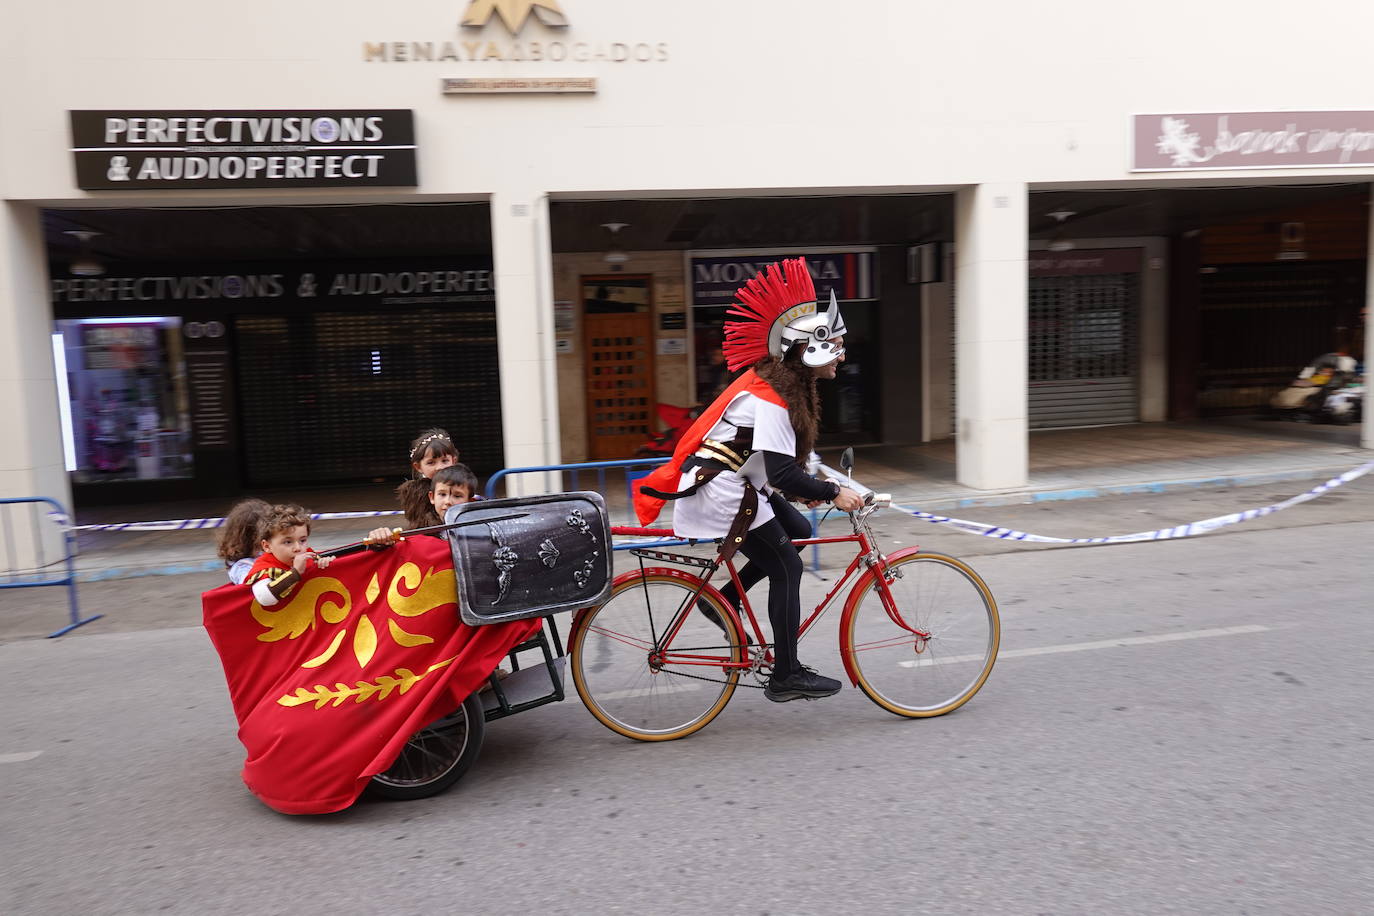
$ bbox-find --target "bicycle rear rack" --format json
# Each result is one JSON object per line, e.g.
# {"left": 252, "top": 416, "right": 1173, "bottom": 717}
{"left": 629, "top": 547, "right": 717, "bottom": 569}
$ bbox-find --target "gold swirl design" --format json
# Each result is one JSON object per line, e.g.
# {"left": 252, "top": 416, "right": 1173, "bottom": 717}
{"left": 251, "top": 577, "right": 351, "bottom": 642}
{"left": 386, "top": 563, "right": 456, "bottom": 618}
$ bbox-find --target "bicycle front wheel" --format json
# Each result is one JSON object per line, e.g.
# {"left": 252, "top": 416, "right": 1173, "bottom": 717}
{"left": 571, "top": 572, "right": 743, "bottom": 742}
{"left": 844, "top": 552, "right": 999, "bottom": 718}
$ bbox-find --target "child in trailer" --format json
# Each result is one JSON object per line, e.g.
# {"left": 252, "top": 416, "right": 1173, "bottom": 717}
{"left": 216, "top": 498, "right": 271, "bottom": 585}
{"left": 244, "top": 504, "right": 333, "bottom": 608}
{"left": 429, "top": 463, "right": 479, "bottom": 523}
{"left": 395, "top": 428, "right": 461, "bottom": 530}
{"left": 364, "top": 463, "right": 480, "bottom": 546}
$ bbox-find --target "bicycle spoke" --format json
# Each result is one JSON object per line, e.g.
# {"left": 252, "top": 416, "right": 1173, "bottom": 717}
{"left": 845, "top": 553, "right": 999, "bottom": 717}
{"left": 572, "top": 573, "right": 742, "bottom": 741}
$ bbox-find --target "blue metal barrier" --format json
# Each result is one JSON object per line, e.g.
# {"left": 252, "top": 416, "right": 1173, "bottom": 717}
{"left": 0, "top": 497, "right": 101, "bottom": 637}
{"left": 485, "top": 457, "right": 687, "bottom": 551}
{"left": 484, "top": 457, "right": 830, "bottom": 570}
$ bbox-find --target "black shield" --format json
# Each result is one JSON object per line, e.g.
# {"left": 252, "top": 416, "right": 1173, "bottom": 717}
{"left": 444, "top": 491, "right": 612, "bottom": 626}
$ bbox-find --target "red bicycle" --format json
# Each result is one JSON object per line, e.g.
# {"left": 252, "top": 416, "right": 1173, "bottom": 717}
{"left": 569, "top": 462, "right": 1001, "bottom": 741}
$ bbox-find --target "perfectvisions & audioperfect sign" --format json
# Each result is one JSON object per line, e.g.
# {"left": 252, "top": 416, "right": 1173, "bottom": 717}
{"left": 70, "top": 109, "right": 418, "bottom": 190}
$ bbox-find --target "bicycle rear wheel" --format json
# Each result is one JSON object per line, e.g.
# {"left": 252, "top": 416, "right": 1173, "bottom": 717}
{"left": 844, "top": 551, "right": 999, "bottom": 718}
{"left": 571, "top": 571, "right": 744, "bottom": 742}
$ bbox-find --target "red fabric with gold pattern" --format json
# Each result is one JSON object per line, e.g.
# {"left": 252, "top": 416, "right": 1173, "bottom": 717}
{"left": 202, "top": 536, "right": 538, "bottom": 814}
{"left": 632, "top": 368, "right": 787, "bottom": 525}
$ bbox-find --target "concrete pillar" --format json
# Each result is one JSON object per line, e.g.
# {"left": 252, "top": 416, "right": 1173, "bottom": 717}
{"left": 489, "top": 190, "right": 561, "bottom": 494}
{"left": 954, "top": 183, "right": 1028, "bottom": 489}
{"left": 1364, "top": 182, "right": 1374, "bottom": 451}
{"left": 0, "top": 202, "right": 69, "bottom": 564}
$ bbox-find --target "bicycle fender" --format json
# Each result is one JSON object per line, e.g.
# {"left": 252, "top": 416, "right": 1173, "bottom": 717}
{"left": 837, "top": 546, "right": 926, "bottom": 687}
{"left": 569, "top": 566, "right": 743, "bottom": 645}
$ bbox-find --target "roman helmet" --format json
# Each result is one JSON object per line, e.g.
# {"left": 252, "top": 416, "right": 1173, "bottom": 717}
{"left": 721, "top": 257, "right": 848, "bottom": 371}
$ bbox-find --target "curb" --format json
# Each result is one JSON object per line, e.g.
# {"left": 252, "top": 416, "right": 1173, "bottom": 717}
{"left": 881, "top": 460, "right": 1368, "bottom": 512}
{"left": 68, "top": 459, "right": 1371, "bottom": 582}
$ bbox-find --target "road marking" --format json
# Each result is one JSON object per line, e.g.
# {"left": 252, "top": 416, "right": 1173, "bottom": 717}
{"left": 597, "top": 681, "right": 709, "bottom": 700}
{"left": 0, "top": 751, "right": 43, "bottom": 764}
{"left": 899, "top": 624, "right": 1272, "bottom": 667}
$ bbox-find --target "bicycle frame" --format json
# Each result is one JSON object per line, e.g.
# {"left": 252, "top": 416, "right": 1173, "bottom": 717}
{"left": 615, "top": 501, "right": 930, "bottom": 684}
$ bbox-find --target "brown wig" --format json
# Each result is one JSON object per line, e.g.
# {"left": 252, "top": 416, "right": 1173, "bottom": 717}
{"left": 395, "top": 478, "right": 441, "bottom": 529}
{"left": 216, "top": 498, "right": 270, "bottom": 564}
{"left": 754, "top": 345, "right": 820, "bottom": 462}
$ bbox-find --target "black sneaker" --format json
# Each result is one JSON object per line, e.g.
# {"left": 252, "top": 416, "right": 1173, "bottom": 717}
{"left": 764, "top": 666, "right": 842, "bottom": 703}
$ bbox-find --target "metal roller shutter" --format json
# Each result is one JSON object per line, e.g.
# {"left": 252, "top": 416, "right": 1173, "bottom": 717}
{"left": 235, "top": 306, "right": 503, "bottom": 485}
{"left": 1028, "top": 273, "right": 1139, "bottom": 428}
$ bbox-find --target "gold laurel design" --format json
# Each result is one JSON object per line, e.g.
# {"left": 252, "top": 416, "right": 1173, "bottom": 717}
{"left": 388, "top": 618, "right": 435, "bottom": 647}
{"left": 251, "top": 578, "right": 351, "bottom": 642}
{"left": 386, "top": 563, "right": 456, "bottom": 618}
{"left": 365, "top": 572, "right": 381, "bottom": 604}
{"left": 276, "top": 656, "right": 458, "bottom": 709}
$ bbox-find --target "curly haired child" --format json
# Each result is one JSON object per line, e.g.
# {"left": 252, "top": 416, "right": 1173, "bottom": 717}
{"left": 216, "top": 498, "right": 271, "bottom": 585}
{"left": 244, "top": 504, "right": 332, "bottom": 607}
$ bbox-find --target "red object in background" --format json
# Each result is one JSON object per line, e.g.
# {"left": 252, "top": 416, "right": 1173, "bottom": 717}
{"left": 633, "top": 370, "right": 786, "bottom": 525}
{"left": 202, "top": 536, "right": 537, "bottom": 814}
{"left": 634, "top": 403, "right": 702, "bottom": 458}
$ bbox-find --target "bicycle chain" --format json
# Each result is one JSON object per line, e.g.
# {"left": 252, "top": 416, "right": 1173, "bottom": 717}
{"left": 655, "top": 647, "right": 772, "bottom": 690}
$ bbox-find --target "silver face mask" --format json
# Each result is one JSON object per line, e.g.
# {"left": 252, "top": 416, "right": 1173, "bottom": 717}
{"left": 773, "top": 289, "right": 847, "bottom": 367}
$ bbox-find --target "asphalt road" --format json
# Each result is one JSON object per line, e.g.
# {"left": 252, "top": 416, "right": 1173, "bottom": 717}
{"left": 2, "top": 481, "right": 1372, "bottom": 914}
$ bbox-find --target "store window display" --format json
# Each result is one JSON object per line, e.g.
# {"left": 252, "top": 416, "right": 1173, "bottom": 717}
{"left": 53, "top": 317, "right": 193, "bottom": 482}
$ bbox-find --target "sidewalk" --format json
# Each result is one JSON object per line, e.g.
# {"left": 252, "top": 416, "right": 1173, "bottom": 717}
{"left": 55, "top": 419, "right": 1374, "bottom": 582}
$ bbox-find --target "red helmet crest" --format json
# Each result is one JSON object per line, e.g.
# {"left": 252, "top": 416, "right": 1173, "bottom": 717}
{"left": 721, "top": 258, "right": 817, "bottom": 372}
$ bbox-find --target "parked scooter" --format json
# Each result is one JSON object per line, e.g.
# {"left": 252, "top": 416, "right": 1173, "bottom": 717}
{"left": 1267, "top": 351, "right": 1364, "bottom": 424}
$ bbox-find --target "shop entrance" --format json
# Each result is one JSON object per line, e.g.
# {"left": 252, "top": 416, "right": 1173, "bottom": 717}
{"left": 1028, "top": 261, "right": 1141, "bottom": 428}
{"left": 44, "top": 204, "right": 498, "bottom": 504}
{"left": 582, "top": 275, "right": 655, "bottom": 460}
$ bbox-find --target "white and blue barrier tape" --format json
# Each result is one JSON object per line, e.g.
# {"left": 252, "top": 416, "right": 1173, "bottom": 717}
{"left": 893, "top": 459, "right": 1374, "bottom": 545}
{"left": 51, "top": 458, "right": 1374, "bottom": 543}
{"left": 64, "top": 508, "right": 404, "bottom": 533}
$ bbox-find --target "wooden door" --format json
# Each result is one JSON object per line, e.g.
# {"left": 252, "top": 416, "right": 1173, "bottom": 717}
{"left": 583, "top": 276, "right": 655, "bottom": 460}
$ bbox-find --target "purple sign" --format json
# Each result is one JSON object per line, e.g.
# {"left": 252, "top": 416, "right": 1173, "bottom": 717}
{"left": 1134, "top": 112, "right": 1374, "bottom": 171}
{"left": 689, "top": 251, "right": 876, "bottom": 307}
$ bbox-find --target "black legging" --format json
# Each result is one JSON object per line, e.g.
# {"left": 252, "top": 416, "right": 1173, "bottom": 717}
{"left": 717, "top": 494, "right": 812, "bottom": 676}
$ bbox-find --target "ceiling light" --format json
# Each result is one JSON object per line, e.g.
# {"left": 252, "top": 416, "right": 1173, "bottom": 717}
{"left": 601, "top": 221, "right": 630, "bottom": 265}
{"left": 64, "top": 229, "right": 106, "bottom": 277}
{"left": 1046, "top": 210, "right": 1075, "bottom": 253}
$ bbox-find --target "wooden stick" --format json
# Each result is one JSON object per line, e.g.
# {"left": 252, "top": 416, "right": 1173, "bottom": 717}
{"left": 316, "top": 512, "right": 528, "bottom": 559}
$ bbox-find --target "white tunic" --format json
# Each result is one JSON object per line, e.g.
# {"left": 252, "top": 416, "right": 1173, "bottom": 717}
{"left": 669, "top": 391, "right": 796, "bottom": 539}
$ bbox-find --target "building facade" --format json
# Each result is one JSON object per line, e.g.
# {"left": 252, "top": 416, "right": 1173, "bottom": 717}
{"left": 4, "top": 0, "right": 1374, "bottom": 534}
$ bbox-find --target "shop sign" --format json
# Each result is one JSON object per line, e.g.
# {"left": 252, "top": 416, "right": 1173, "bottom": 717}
{"left": 69, "top": 110, "right": 418, "bottom": 190}
{"left": 1028, "top": 248, "right": 1141, "bottom": 277}
{"left": 689, "top": 251, "right": 877, "bottom": 307}
{"left": 51, "top": 260, "right": 495, "bottom": 310}
{"left": 442, "top": 77, "right": 596, "bottom": 93}
{"left": 363, "top": 0, "right": 668, "bottom": 64}
{"left": 1134, "top": 111, "right": 1374, "bottom": 171}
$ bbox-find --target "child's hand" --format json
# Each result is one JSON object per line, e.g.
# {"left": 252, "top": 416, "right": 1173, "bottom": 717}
{"left": 292, "top": 552, "right": 313, "bottom": 573}
{"left": 313, "top": 554, "right": 332, "bottom": 570}
{"left": 364, "top": 526, "right": 401, "bottom": 546}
